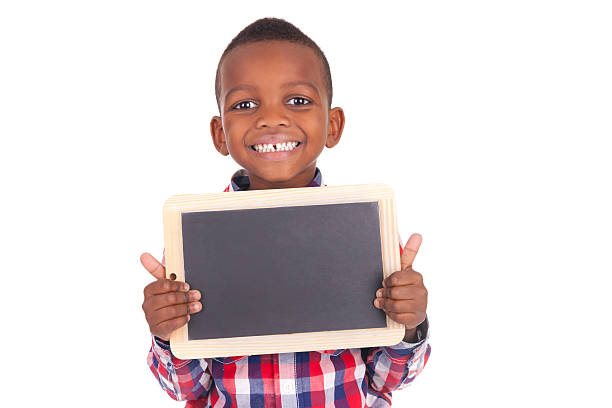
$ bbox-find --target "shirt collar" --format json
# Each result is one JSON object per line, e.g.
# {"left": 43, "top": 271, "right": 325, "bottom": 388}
{"left": 228, "top": 167, "right": 324, "bottom": 191}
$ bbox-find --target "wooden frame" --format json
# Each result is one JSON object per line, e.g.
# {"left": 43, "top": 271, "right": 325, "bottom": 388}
{"left": 163, "top": 183, "right": 404, "bottom": 359}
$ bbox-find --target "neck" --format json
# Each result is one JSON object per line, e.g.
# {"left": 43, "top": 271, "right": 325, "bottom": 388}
{"left": 248, "top": 165, "right": 317, "bottom": 191}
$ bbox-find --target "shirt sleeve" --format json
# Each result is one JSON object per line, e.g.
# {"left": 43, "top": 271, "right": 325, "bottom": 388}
{"left": 147, "top": 336, "right": 214, "bottom": 401}
{"left": 362, "top": 317, "right": 431, "bottom": 395}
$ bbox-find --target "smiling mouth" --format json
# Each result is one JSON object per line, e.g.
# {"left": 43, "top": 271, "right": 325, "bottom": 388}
{"left": 250, "top": 141, "right": 301, "bottom": 153}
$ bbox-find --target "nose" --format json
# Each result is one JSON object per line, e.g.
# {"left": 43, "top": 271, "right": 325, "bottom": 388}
{"left": 255, "top": 103, "right": 290, "bottom": 129}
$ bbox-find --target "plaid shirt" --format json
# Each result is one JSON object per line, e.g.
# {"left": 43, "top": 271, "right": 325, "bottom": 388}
{"left": 148, "top": 167, "right": 431, "bottom": 407}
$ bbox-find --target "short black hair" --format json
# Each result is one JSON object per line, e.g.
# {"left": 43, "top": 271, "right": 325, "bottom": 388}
{"left": 215, "top": 18, "right": 333, "bottom": 110}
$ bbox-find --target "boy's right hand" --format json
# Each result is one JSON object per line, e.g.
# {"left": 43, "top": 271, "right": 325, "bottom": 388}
{"left": 141, "top": 252, "right": 202, "bottom": 341}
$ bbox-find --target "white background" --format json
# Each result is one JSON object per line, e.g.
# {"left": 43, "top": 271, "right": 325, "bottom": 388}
{"left": 1, "top": 1, "right": 611, "bottom": 406}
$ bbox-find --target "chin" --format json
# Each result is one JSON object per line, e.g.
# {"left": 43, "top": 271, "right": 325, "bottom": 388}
{"left": 251, "top": 168, "right": 302, "bottom": 187}
{"left": 259, "top": 171, "right": 295, "bottom": 183}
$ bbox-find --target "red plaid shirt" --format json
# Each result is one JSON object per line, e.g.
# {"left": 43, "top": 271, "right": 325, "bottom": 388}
{"left": 148, "top": 168, "right": 431, "bottom": 407}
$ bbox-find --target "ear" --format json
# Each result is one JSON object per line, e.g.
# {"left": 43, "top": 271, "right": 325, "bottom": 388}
{"left": 210, "top": 116, "right": 229, "bottom": 156}
{"left": 325, "top": 107, "right": 345, "bottom": 148}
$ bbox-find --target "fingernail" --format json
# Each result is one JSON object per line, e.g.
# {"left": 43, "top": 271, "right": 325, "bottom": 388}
{"left": 375, "top": 299, "right": 381, "bottom": 308}
{"left": 189, "top": 291, "right": 201, "bottom": 301}
{"left": 183, "top": 283, "right": 190, "bottom": 291}
{"left": 376, "top": 289, "right": 383, "bottom": 298}
{"left": 192, "top": 302, "right": 201, "bottom": 312}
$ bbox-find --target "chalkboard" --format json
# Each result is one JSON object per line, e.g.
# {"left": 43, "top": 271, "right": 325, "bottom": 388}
{"left": 163, "top": 184, "right": 405, "bottom": 358}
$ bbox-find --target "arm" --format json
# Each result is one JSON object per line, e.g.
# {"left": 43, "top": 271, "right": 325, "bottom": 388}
{"left": 141, "top": 252, "right": 210, "bottom": 400}
{"left": 365, "top": 233, "right": 431, "bottom": 395}
{"left": 362, "top": 318, "right": 431, "bottom": 395}
{"left": 147, "top": 336, "right": 214, "bottom": 401}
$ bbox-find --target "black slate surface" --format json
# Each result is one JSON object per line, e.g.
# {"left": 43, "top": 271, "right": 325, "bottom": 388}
{"left": 181, "top": 201, "right": 387, "bottom": 341}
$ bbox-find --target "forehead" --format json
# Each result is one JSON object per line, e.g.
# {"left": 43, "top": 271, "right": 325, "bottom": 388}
{"left": 219, "top": 41, "right": 325, "bottom": 100}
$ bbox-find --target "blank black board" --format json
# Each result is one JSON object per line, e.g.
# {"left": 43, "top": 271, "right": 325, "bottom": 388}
{"left": 181, "top": 201, "right": 387, "bottom": 341}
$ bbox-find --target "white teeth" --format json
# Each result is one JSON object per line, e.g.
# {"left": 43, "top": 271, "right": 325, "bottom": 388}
{"left": 253, "top": 141, "right": 299, "bottom": 152}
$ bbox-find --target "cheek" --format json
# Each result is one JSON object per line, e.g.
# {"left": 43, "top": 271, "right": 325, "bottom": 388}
{"left": 300, "top": 115, "right": 328, "bottom": 143}
{"left": 221, "top": 120, "right": 245, "bottom": 149}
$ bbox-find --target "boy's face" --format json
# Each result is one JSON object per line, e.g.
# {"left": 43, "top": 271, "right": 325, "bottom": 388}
{"left": 211, "top": 41, "right": 344, "bottom": 190}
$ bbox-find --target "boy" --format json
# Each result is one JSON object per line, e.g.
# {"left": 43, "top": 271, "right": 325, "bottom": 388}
{"left": 141, "top": 18, "right": 430, "bottom": 408}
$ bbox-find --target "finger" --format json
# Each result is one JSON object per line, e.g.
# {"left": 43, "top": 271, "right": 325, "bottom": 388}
{"left": 144, "top": 279, "right": 190, "bottom": 297}
{"left": 140, "top": 252, "right": 166, "bottom": 280}
{"left": 146, "top": 290, "right": 201, "bottom": 311}
{"left": 400, "top": 233, "right": 422, "bottom": 270}
{"left": 377, "top": 286, "right": 420, "bottom": 301}
{"left": 374, "top": 298, "right": 414, "bottom": 314}
{"left": 387, "top": 311, "right": 423, "bottom": 327}
{"left": 383, "top": 268, "right": 423, "bottom": 288}
{"left": 152, "top": 315, "right": 190, "bottom": 340}
{"left": 151, "top": 301, "right": 202, "bottom": 326}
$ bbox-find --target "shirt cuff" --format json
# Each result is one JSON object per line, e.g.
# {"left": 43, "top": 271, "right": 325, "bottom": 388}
{"left": 383, "top": 317, "right": 430, "bottom": 359}
{"left": 151, "top": 335, "right": 194, "bottom": 370}
{"left": 154, "top": 336, "right": 171, "bottom": 350}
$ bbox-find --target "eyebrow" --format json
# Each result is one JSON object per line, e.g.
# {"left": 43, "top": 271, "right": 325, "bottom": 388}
{"left": 224, "top": 85, "right": 256, "bottom": 102}
{"left": 281, "top": 81, "right": 319, "bottom": 95}
{"left": 224, "top": 81, "right": 320, "bottom": 102}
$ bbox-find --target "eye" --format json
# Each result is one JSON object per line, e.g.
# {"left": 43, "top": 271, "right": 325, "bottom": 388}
{"left": 287, "top": 97, "right": 311, "bottom": 106}
{"left": 232, "top": 100, "right": 257, "bottom": 110}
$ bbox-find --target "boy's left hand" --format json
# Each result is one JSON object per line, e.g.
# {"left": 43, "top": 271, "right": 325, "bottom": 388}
{"left": 374, "top": 233, "right": 428, "bottom": 335}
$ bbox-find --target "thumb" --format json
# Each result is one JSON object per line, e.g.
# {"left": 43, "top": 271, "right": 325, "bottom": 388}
{"left": 140, "top": 252, "right": 166, "bottom": 280}
{"left": 400, "top": 233, "right": 422, "bottom": 270}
